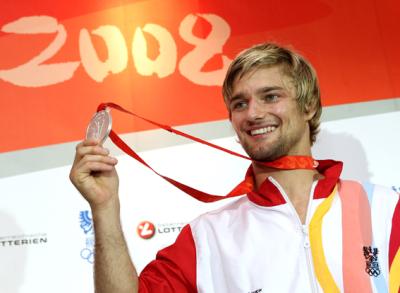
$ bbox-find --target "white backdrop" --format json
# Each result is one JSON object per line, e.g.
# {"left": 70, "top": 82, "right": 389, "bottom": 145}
{"left": 0, "top": 111, "right": 399, "bottom": 292}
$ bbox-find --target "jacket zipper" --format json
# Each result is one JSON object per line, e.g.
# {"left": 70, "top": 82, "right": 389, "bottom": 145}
{"left": 268, "top": 176, "right": 319, "bottom": 293}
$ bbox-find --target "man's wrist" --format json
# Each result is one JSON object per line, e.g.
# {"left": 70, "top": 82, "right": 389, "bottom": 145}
{"left": 90, "top": 196, "right": 121, "bottom": 220}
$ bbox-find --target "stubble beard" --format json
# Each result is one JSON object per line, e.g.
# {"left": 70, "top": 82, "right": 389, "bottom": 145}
{"left": 242, "top": 139, "right": 287, "bottom": 162}
{"left": 240, "top": 130, "right": 303, "bottom": 162}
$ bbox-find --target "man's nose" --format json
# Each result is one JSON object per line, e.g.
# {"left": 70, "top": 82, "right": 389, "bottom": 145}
{"left": 247, "top": 99, "right": 265, "bottom": 121}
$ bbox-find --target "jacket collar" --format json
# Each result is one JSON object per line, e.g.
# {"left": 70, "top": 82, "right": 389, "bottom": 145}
{"left": 246, "top": 160, "right": 343, "bottom": 207}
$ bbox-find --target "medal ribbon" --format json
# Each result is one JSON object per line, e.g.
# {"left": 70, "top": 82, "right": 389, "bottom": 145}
{"left": 97, "top": 102, "right": 317, "bottom": 202}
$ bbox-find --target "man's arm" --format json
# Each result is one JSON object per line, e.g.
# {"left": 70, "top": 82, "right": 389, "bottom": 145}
{"left": 91, "top": 202, "right": 138, "bottom": 293}
{"left": 69, "top": 139, "right": 138, "bottom": 293}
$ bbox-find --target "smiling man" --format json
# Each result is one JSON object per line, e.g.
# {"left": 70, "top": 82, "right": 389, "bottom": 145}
{"left": 70, "top": 43, "right": 400, "bottom": 292}
{"left": 228, "top": 66, "right": 314, "bottom": 162}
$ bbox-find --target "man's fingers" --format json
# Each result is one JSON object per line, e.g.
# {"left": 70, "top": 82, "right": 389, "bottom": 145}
{"left": 82, "top": 138, "right": 101, "bottom": 146}
{"left": 75, "top": 139, "right": 98, "bottom": 151}
{"left": 75, "top": 142, "right": 110, "bottom": 162}
{"left": 70, "top": 155, "right": 118, "bottom": 183}
{"left": 82, "top": 161, "right": 115, "bottom": 173}
{"left": 78, "top": 154, "right": 118, "bottom": 170}
{"left": 71, "top": 140, "right": 117, "bottom": 186}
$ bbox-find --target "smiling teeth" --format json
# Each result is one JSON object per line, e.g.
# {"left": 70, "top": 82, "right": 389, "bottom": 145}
{"left": 250, "top": 126, "right": 276, "bottom": 136}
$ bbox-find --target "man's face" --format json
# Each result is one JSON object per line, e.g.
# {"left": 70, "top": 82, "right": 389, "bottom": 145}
{"left": 228, "top": 66, "right": 313, "bottom": 161}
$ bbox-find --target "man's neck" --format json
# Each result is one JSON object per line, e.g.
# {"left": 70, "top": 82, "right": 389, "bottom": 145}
{"left": 253, "top": 162, "right": 322, "bottom": 189}
{"left": 252, "top": 161, "right": 324, "bottom": 224}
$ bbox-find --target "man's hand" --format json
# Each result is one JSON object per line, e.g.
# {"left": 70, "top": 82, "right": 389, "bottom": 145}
{"left": 69, "top": 139, "right": 119, "bottom": 209}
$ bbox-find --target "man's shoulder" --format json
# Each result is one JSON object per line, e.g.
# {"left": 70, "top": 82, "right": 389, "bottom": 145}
{"left": 338, "top": 179, "right": 399, "bottom": 209}
{"left": 339, "top": 179, "right": 398, "bottom": 195}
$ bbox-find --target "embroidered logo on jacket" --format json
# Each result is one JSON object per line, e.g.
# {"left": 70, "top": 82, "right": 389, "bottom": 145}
{"left": 363, "top": 246, "right": 381, "bottom": 277}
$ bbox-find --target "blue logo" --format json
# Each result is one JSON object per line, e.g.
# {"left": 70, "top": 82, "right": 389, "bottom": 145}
{"left": 80, "top": 211, "right": 94, "bottom": 234}
{"left": 79, "top": 210, "right": 94, "bottom": 264}
{"left": 80, "top": 247, "right": 94, "bottom": 264}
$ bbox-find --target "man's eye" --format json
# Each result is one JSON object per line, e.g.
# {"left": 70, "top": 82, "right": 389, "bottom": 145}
{"left": 263, "top": 94, "right": 279, "bottom": 102}
{"left": 231, "top": 101, "right": 247, "bottom": 110}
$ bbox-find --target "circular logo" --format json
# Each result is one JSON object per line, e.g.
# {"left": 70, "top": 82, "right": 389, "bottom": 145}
{"left": 80, "top": 247, "right": 94, "bottom": 264}
{"left": 137, "top": 221, "right": 156, "bottom": 239}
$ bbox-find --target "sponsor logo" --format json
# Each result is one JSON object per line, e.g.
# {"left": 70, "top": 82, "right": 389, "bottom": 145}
{"left": 137, "top": 221, "right": 156, "bottom": 239}
{"left": 392, "top": 186, "right": 400, "bottom": 193}
{"left": 136, "top": 221, "right": 185, "bottom": 240}
{"left": 249, "top": 289, "right": 262, "bottom": 293}
{"left": 80, "top": 210, "right": 93, "bottom": 234}
{"left": 79, "top": 210, "right": 94, "bottom": 264}
{"left": 0, "top": 233, "right": 48, "bottom": 247}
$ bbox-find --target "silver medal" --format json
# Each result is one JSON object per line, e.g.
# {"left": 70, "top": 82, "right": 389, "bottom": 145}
{"left": 86, "top": 108, "right": 112, "bottom": 144}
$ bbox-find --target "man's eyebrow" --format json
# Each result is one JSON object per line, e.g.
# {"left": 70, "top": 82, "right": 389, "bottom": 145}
{"left": 230, "top": 86, "right": 285, "bottom": 102}
{"left": 256, "top": 86, "right": 285, "bottom": 94}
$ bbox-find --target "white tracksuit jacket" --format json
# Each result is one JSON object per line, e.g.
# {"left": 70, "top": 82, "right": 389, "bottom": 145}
{"left": 139, "top": 160, "right": 400, "bottom": 293}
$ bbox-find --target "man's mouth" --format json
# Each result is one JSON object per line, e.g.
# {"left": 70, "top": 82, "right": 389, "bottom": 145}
{"left": 249, "top": 126, "right": 276, "bottom": 136}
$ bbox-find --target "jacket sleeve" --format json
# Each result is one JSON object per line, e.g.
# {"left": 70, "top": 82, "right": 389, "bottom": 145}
{"left": 138, "top": 224, "right": 197, "bottom": 293}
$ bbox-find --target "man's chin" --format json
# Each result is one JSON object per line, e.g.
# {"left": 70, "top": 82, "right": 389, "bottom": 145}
{"left": 247, "top": 151, "right": 283, "bottom": 162}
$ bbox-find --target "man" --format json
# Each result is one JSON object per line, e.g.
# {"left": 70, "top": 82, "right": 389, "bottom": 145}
{"left": 70, "top": 43, "right": 400, "bottom": 292}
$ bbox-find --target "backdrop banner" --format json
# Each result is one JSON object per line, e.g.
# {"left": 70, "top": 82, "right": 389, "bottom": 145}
{"left": 1, "top": 0, "right": 400, "bottom": 152}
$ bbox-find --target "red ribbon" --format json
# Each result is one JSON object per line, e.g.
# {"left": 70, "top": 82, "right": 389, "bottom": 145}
{"left": 97, "top": 102, "right": 317, "bottom": 202}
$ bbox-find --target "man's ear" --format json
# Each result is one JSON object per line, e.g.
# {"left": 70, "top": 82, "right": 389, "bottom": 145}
{"left": 304, "top": 102, "right": 317, "bottom": 122}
